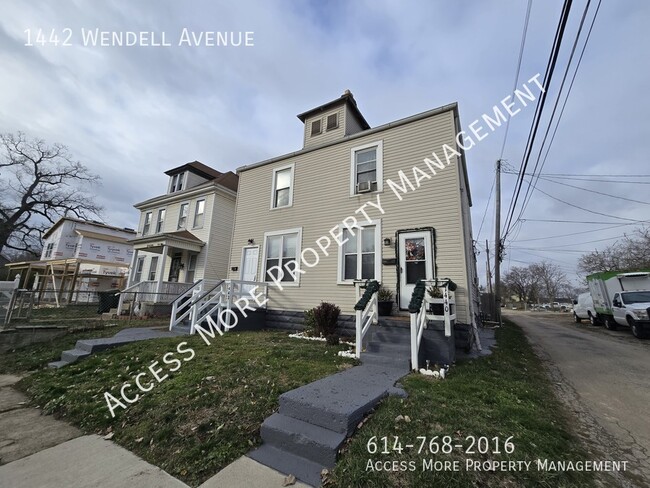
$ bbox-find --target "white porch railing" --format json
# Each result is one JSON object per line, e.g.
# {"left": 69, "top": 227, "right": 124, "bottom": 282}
{"left": 354, "top": 280, "right": 379, "bottom": 358}
{"left": 169, "top": 279, "right": 222, "bottom": 330}
{"left": 0, "top": 274, "right": 21, "bottom": 325}
{"left": 409, "top": 278, "right": 457, "bottom": 371}
{"left": 170, "top": 279, "right": 269, "bottom": 334}
{"left": 117, "top": 280, "right": 195, "bottom": 315}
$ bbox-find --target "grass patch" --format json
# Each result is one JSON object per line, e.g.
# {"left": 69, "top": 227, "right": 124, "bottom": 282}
{"left": 330, "top": 320, "right": 599, "bottom": 488}
{"left": 17, "top": 331, "right": 354, "bottom": 486}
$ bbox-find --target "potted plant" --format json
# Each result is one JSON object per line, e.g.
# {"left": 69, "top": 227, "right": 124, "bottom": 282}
{"left": 427, "top": 285, "right": 445, "bottom": 315}
{"left": 377, "top": 286, "right": 394, "bottom": 316}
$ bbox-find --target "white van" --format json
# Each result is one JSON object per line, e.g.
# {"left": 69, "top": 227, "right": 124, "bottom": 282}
{"left": 572, "top": 292, "right": 595, "bottom": 324}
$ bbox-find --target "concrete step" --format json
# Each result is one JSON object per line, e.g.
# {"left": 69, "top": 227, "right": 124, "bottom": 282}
{"left": 260, "top": 413, "right": 345, "bottom": 467}
{"left": 279, "top": 373, "right": 388, "bottom": 435}
{"left": 366, "top": 341, "right": 410, "bottom": 353}
{"left": 47, "top": 360, "right": 70, "bottom": 369}
{"left": 361, "top": 353, "right": 410, "bottom": 369}
{"left": 61, "top": 349, "right": 91, "bottom": 364}
{"left": 248, "top": 444, "right": 325, "bottom": 487}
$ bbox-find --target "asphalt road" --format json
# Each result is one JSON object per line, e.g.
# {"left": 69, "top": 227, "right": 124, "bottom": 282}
{"left": 505, "top": 310, "right": 650, "bottom": 487}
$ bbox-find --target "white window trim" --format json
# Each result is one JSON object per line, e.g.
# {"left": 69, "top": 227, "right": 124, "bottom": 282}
{"left": 155, "top": 208, "right": 166, "bottom": 234}
{"left": 148, "top": 256, "right": 159, "bottom": 281}
{"left": 326, "top": 112, "right": 339, "bottom": 131}
{"left": 261, "top": 227, "right": 303, "bottom": 287}
{"left": 142, "top": 212, "right": 152, "bottom": 236}
{"left": 193, "top": 199, "right": 206, "bottom": 229}
{"left": 349, "top": 140, "right": 383, "bottom": 197}
{"left": 337, "top": 219, "right": 382, "bottom": 285}
{"left": 177, "top": 202, "right": 190, "bottom": 229}
{"left": 169, "top": 172, "right": 185, "bottom": 193}
{"left": 270, "top": 163, "right": 295, "bottom": 210}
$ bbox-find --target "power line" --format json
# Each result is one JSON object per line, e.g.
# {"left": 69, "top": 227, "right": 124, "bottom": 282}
{"left": 522, "top": 219, "right": 648, "bottom": 224}
{"left": 499, "top": 0, "right": 533, "bottom": 160}
{"left": 503, "top": 0, "right": 574, "bottom": 238}
{"left": 516, "top": 0, "right": 601, "bottom": 223}
{"left": 476, "top": 175, "right": 495, "bottom": 242}
{"left": 537, "top": 175, "right": 650, "bottom": 205}
{"left": 513, "top": 222, "right": 636, "bottom": 242}
{"left": 533, "top": 186, "right": 644, "bottom": 222}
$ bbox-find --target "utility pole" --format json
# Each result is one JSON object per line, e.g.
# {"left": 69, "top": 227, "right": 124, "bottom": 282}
{"left": 485, "top": 240, "right": 493, "bottom": 296}
{"left": 494, "top": 159, "right": 502, "bottom": 325}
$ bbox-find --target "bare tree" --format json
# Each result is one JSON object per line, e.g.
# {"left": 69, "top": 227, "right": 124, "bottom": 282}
{"left": 530, "top": 261, "right": 568, "bottom": 302}
{"left": 578, "top": 226, "right": 650, "bottom": 274}
{"left": 0, "top": 132, "right": 102, "bottom": 256}
{"left": 503, "top": 266, "right": 539, "bottom": 303}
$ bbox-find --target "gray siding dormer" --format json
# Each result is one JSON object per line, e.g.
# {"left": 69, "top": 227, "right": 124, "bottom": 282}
{"left": 298, "top": 90, "right": 371, "bottom": 148}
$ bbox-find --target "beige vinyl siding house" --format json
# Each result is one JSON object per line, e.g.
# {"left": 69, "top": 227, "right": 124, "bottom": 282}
{"left": 228, "top": 91, "right": 478, "bottom": 325}
{"left": 127, "top": 161, "right": 238, "bottom": 301}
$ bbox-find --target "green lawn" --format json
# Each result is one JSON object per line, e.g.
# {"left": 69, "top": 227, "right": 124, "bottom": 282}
{"left": 329, "top": 321, "right": 608, "bottom": 488}
{"left": 16, "top": 331, "right": 354, "bottom": 487}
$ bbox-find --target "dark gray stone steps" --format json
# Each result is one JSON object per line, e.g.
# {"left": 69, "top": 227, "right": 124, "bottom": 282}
{"left": 47, "top": 327, "right": 186, "bottom": 369}
{"left": 60, "top": 349, "right": 90, "bottom": 364}
{"left": 248, "top": 444, "right": 325, "bottom": 488}
{"left": 279, "top": 373, "right": 388, "bottom": 435}
{"left": 260, "top": 413, "right": 346, "bottom": 467}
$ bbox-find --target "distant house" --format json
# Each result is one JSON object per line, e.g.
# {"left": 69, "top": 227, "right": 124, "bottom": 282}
{"left": 6, "top": 217, "right": 136, "bottom": 303}
{"left": 122, "top": 161, "right": 238, "bottom": 310}
{"left": 225, "top": 91, "right": 479, "bottom": 327}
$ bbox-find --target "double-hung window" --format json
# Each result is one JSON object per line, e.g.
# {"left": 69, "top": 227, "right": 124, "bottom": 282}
{"left": 44, "top": 243, "right": 54, "bottom": 258}
{"left": 271, "top": 164, "right": 294, "bottom": 209}
{"left": 193, "top": 199, "right": 205, "bottom": 228}
{"left": 338, "top": 221, "right": 381, "bottom": 282}
{"left": 170, "top": 172, "right": 184, "bottom": 193}
{"left": 142, "top": 212, "right": 152, "bottom": 235}
{"left": 155, "top": 209, "right": 165, "bottom": 233}
{"left": 148, "top": 256, "right": 159, "bottom": 281}
{"left": 177, "top": 203, "right": 189, "bottom": 229}
{"left": 133, "top": 257, "right": 145, "bottom": 283}
{"left": 350, "top": 141, "right": 383, "bottom": 195}
{"left": 263, "top": 228, "right": 301, "bottom": 284}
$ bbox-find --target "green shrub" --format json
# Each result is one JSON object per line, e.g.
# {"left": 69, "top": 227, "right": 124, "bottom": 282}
{"left": 313, "top": 302, "right": 340, "bottom": 337}
{"left": 303, "top": 309, "right": 317, "bottom": 336}
{"left": 377, "top": 286, "right": 394, "bottom": 301}
{"left": 325, "top": 334, "right": 340, "bottom": 346}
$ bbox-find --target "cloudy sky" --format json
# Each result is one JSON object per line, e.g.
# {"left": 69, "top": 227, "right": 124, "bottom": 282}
{"left": 1, "top": 0, "right": 648, "bottom": 285}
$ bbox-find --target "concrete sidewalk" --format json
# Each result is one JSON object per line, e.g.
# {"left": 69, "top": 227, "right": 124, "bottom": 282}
{"left": 0, "top": 375, "right": 312, "bottom": 487}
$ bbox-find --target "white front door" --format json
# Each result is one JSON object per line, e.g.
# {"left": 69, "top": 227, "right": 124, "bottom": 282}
{"left": 240, "top": 247, "right": 259, "bottom": 292}
{"left": 398, "top": 231, "right": 434, "bottom": 308}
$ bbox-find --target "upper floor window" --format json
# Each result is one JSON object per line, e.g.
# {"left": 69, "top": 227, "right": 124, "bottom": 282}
{"left": 193, "top": 199, "right": 205, "bottom": 228}
{"left": 311, "top": 119, "right": 321, "bottom": 136}
{"left": 338, "top": 221, "right": 381, "bottom": 282}
{"left": 170, "top": 172, "right": 185, "bottom": 193}
{"left": 178, "top": 203, "right": 189, "bottom": 229}
{"left": 155, "top": 209, "right": 166, "bottom": 234}
{"left": 350, "top": 141, "right": 383, "bottom": 195}
{"left": 142, "top": 212, "right": 152, "bottom": 235}
{"left": 44, "top": 243, "right": 54, "bottom": 258}
{"left": 271, "top": 164, "right": 294, "bottom": 209}
{"left": 326, "top": 113, "right": 338, "bottom": 130}
{"left": 263, "top": 228, "right": 302, "bottom": 285}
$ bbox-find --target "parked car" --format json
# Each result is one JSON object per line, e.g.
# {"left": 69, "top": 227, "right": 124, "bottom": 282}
{"left": 572, "top": 292, "right": 595, "bottom": 324}
{"left": 587, "top": 271, "right": 650, "bottom": 338}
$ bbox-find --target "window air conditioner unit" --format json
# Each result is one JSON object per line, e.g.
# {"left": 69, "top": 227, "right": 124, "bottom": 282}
{"left": 357, "top": 181, "right": 374, "bottom": 193}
